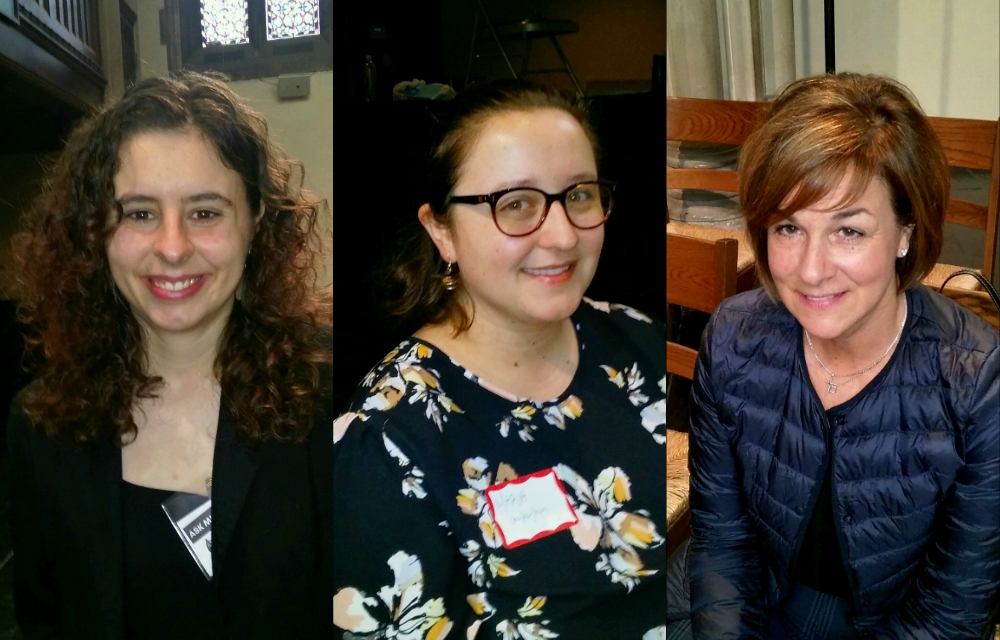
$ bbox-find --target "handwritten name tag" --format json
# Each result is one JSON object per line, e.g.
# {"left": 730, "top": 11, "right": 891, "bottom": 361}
{"left": 483, "top": 468, "right": 578, "bottom": 549}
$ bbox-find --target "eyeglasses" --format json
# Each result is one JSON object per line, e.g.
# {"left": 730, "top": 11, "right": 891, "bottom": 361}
{"left": 447, "top": 180, "right": 616, "bottom": 237}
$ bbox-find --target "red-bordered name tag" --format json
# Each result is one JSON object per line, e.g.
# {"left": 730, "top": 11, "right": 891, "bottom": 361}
{"left": 483, "top": 468, "right": 579, "bottom": 549}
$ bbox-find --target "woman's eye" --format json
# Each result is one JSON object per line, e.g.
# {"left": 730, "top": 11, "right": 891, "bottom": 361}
{"left": 500, "top": 199, "right": 530, "bottom": 212}
{"left": 192, "top": 210, "right": 220, "bottom": 221}
{"left": 839, "top": 227, "right": 864, "bottom": 240}
{"left": 124, "top": 210, "right": 152, "bottom": 222}
{"left": 773, "top": 224, "right": 798, "bottom": 236}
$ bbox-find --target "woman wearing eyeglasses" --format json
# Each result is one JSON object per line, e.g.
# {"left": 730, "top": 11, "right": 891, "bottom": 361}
{"left": 333, "top": 81, "right": 666, "bottom": 640}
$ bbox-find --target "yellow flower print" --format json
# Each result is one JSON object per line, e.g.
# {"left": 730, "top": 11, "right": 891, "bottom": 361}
{"left": 364, "top": 374, "right": 407, "bottom": 412}
{"left": 466, "top": 592, "right": 495, "bottom": 617}
{"left": 516, "top": 597, "right": 547, "bottom": 618}
{"left": 600, "top": 365, "right": 625, "bottom": 388}
{"left": 333, "top": 551, "right": 453, "bottom": 640}
{"left": 595, "top": 467, "right": 632, "bottom": 506}
{"left": 596, "top": 547, "right": 658, "bottom": 591}
{"left": 438, "top": 395, "right": 460, "bottom": 413}
{"left": 457, "top": 459, "right": 522, "bottom": 587}
{"left": 494, "top": 596, "right": 559, "bottom": 639}
{"left": 558, "top": 396, "right": 583, "bottom": 418}
{"left": 512, "top": 405, "right": 536, "bottom": 420}
{"left": 612, "top": 512, "right": 659, "bottom": 548}
{"left": 554, "top": 464, "right": 664, "bottom": 591}
{"left": 462, "top": 457, "right": 493, "bottom": 491}
{"left": 457, "top": 489, "right": 482, "bottom": 516}
{"left": 487, "top": 554, "right": 521, "bottom": 578}
{"left": 401, "top": 366, "right": 440, "bottom": 389}
{"left": 415, "top": 343, "right": 433, "bottom": 359}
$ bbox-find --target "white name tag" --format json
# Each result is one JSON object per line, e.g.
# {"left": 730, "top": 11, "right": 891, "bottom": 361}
{"left": 162, "top": 492, "right": 213, "bottom": 580}
{"left": 484, "top": 468, "right": 578, "bottom": 549}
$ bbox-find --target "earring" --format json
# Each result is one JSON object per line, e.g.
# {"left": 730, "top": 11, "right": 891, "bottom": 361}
{"left": 441, "top": 262, "right": 459, "bottom": 291}
{"left": 899, "top": 248, "right": 908, "bottom": 258}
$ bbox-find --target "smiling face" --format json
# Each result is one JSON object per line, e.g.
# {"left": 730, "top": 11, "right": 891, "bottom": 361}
{"left": 422, "top": 108, "right": 604, "bottom": 329}
{"left": 767, "top": 173, "right": 912, "bottom": 343}
{"left": 107, "top": 128, "right": 255, "bottom": 338}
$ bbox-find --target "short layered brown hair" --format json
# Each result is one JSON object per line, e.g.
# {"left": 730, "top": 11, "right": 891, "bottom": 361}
{"left": 739, "top": 73, "right": 949, "bottom": 300}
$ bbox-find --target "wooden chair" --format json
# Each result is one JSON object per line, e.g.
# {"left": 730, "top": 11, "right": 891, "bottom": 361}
{"left": 666, "top": 96, "right": 768, "bottom": 195}
{"left": 665, "top": 232, "right": 739, "bottom": 558}
{"left": 922, "top": 116, "right": 1000, "bottom": 290}
{"left": 666, "top": 97, "right": 769, "bottom": 294}
{"left": 667, "top": 97, "right": 1000, "bottom": 291}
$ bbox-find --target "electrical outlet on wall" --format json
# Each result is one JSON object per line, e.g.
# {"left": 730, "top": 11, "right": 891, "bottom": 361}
{"left": 277, "top": 74, "right": 311, "bottom": 100}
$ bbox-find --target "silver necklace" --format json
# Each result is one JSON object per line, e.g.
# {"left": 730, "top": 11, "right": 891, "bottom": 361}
{"left": 804, "top": 297, "right": 907, "bottom": 394}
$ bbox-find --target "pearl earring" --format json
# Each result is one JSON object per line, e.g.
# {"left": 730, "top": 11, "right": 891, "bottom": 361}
{"left": 899, "top": 248, "right": 908, "bottom": 258}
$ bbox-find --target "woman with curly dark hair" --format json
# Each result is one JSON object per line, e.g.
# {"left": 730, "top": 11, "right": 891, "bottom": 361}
{"left": 7, "top": 71, "right": 332, "bottom": 638}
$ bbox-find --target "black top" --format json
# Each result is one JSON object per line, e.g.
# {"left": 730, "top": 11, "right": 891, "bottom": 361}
{"left": 795, "top": 447, "right": 852, "bottom": 601}
{"left": 333, "top": 300, "right": 667, "bottom": 640}
{"left": 122, "top": 481, "right": 222, "bottom": 637}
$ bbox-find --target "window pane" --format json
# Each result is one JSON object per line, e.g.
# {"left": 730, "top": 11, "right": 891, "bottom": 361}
{"left": 265, "top": 0, "right": 320, "bottom": 40}
{"left": 201, "top": 0, "right": 249, "bottom": 46}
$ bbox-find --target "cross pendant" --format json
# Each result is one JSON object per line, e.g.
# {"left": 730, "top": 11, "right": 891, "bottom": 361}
{"left": 826, "top": 379, "right": 837, "bottom": 394}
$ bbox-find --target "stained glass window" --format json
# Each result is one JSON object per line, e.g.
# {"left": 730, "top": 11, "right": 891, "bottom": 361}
{"left": 200, "top": 0, "right": 249, "bottom": 47}
{"left": 265, "top": 0, "right": 320, "bottom": 40}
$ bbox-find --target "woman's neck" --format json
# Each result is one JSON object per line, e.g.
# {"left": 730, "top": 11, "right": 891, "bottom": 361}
{"left": 415, "top": 309, "right": 578, "bottom": 401}
{"left": 141, "top": 314, "right": 228, "bottom": 385}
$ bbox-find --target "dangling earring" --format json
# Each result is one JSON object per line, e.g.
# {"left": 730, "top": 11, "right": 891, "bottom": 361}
{"left": 441, "top": 262, "right": 459, "bottom": 291}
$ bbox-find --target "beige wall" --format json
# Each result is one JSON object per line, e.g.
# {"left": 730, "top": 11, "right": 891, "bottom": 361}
{"left": 796, "top": 0, "right": 1000, "bottom": 119}
{"left": 133, "top": 0, "right": 333, "bottom": 288}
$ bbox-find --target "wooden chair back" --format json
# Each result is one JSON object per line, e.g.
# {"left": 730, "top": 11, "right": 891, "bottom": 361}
{"left": 666, "top": 97, "right": 768, "bottom": 194}
{"left": 927, "top": 116, "right": 1000, "bottom": 282}
{"left": 666, "top": 233, "right": 738, "bottom": 379}
{"left": 667, "top": 97, "right": 1000, "bottom": 282}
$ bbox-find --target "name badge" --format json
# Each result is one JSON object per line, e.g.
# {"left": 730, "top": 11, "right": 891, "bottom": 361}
{"left": 483, "top": 468, "right": 578, "bottom": 549}
{"left": 161, "top": 492, "right": 213, "bottom": 580}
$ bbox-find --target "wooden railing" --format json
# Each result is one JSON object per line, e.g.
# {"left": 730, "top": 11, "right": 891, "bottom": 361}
{"left": 15, "top": 0, "right": 101, "bottom": 73}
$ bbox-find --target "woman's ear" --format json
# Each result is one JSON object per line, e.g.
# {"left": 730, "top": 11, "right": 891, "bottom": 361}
{"left": 900, "top": 223, "right": 915, "bottom": 254}
{"left": 418, "top": 204, "right": 455, "bottom": 263}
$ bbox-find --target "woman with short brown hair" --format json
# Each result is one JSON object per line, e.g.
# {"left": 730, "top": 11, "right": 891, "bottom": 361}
{"left": 667, "top": 73, "right": 998, "bottom": 639}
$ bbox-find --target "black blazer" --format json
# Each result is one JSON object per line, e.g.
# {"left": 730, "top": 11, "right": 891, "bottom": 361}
{"left": 7, "top": 387, "right": 333, "bottom": 639}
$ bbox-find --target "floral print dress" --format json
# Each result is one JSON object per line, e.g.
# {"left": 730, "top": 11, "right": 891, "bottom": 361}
{"left": 333, "top": 299, "right": 667, "bottom": 640}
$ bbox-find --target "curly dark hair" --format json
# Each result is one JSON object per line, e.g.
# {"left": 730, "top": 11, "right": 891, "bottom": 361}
{"left": 382, "top": 79, "right": 601, "bottom": 334}
{"left": 11, "top": 71, "right": 332, "bottom": 447}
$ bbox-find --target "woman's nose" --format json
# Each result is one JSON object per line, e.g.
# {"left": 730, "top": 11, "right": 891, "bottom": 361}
{"left": 536, "top": 201, "right": 579, "bottom": 249}
{"left": 798, "top": 239, "right": 836, "bottom": 284}
{"left": 153, "top": 213, "right": 195, "bottom": 263}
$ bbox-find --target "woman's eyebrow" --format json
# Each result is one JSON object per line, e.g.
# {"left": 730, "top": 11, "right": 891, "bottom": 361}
{"left": 186, "top": 192, "right": 234, "bottom": 206}
{"left": 831, "top": 207, "right": 870, "bottom": 220}
{"left": 115, "top": 192, "right": 234, "bottom": 207}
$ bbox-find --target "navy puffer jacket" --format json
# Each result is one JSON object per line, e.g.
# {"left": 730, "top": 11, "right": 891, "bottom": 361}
{"left": 687, "top": 285, "right": 999, "bottom": 640}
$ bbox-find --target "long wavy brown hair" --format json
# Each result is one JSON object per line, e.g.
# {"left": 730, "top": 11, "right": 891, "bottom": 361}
{"left": 12, "top": 71, "right": 332, "bottom": 447}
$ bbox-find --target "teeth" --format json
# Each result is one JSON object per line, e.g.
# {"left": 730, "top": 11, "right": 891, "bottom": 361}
{"left": 807, "top": 294, "right": 837, "bottom": 301}
{"left": 524, "top": 266, "right": 569, "bottom": 276}
{"left": 153, "top": 278, "right": 198, "bottom": 291}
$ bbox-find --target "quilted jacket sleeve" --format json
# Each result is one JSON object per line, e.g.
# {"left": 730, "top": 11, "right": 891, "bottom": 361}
{"left": 686, "top": 311, "right": 765, "bottom": 640}
{"left": 878, "top": 342, "right": 1000, "bottom": 640}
